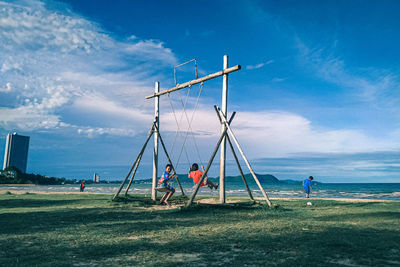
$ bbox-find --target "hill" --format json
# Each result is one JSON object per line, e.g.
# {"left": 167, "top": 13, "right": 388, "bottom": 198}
{"left": 133, "top": 173, "right": 281, "bottom": 184}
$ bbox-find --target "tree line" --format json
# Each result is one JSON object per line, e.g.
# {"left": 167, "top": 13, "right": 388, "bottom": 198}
{"left": 0, "top": 166, "right": 73, "bottom": 185}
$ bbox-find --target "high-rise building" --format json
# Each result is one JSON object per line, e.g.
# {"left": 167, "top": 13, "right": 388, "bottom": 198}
{"left": 93, "top": 173, "right": 100, "bottom": 183}
{"left": 3, "top": 133, "right": 30, "bottom": 173}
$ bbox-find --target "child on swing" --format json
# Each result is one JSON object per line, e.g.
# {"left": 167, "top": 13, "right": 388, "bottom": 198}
{"left": 188, "top": 163, "right": 218, "bottom": 190}
{"left": 158, "top": 164, "right": 176, "bottom": 206}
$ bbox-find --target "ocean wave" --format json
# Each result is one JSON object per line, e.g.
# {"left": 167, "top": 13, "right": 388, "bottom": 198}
{"left": 1, "top": 184, "right": 399, "bottom": 200}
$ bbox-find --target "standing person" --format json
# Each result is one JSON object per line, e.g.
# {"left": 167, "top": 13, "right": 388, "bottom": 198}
{"left": 158, "top": 164, "right": 175, "bottom": 206}
{"left": 80, "top": 180, "right": 86, "bottom": 192}
{"left": 188, "top": 163, "right": 218, "bottom": 190}
{"left": 302, "top": 176, "right": 314, "bottom": 198}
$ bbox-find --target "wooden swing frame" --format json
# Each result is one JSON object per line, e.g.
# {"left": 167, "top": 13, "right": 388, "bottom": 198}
{"left": 112, "top": 55, "right": 272, "bottom": 207}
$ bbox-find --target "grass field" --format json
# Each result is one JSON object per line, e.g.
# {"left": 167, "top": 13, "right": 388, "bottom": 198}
{"left": 1, "top": 192, "right": 399, "bottom": 266}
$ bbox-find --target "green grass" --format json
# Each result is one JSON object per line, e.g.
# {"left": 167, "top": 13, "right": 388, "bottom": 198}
{"left": 1, "top": 193, "right": 399, "bottom": 266}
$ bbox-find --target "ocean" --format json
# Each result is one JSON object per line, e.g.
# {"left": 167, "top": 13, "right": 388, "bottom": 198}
{"left": 2, "top": 182, "right": 400, "bottom": 200}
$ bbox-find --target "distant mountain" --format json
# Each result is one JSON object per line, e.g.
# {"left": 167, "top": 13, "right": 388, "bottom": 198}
{"left": 280, "top": 179, "right": 301, "bottom": 184}
{"left": 132, "top": 173, "right": 281, "bottom": 184}
{"left": 225, "top": 173, "right": 280, "bottom": 184}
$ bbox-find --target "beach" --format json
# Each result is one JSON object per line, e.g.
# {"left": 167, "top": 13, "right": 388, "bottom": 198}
{"left": 1, "top": 182, "right": 400, "bottom": 201}
{"left": 1, "top": 191, "right": 399, "bottom": 266}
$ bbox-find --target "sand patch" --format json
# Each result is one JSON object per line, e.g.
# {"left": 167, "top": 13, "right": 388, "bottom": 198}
{"left": 169, "top": 253, "right": 201, "bottom": 263}
{"left": 270, "top": 197, "right": 399, "bottom": 202}
{"left": 328, "top": 258, "right": 363, "bottom": 266}
{"left": 0, "top": 190, "right": 108, "bottom": 195}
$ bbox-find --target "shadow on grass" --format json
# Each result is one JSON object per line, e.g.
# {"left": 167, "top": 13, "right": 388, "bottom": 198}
{"left": 3, "top": 223, "right": 399, "bottom": 266}
{"left": 317, "top": 211, "right": 400, "bottom": 221}
{"left": 0, "top": 199, "right": 287, "bottom": 236}
{"left": 114, "top": 194, "right": 190, "bottom": 207}
{"left": 0, "top": 198, "right": 83, "bottom": 209}
{"left": 1, "top": 195, "right": 400, "bottom": 265}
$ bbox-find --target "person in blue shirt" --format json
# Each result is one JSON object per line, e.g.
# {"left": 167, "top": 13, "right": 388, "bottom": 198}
{"left": 302, "top": 176, "right": 314, "bottom": 198}
{"left": 157, "top": 164, "right": 176, "bottom": 206}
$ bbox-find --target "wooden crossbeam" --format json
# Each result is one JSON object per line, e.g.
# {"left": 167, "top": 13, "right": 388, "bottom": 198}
{"left": 145, "top": 65, "right": 241, "bottom": 99}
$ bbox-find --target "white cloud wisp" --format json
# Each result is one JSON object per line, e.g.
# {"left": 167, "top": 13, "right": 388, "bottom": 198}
{"left": 0, "top": 0, "right": 177, "bottom": 137}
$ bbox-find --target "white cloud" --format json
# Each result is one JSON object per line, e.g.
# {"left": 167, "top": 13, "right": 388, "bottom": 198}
{"left": 77, "top": 127, "right": 138, "bottom": 138}
{"left": 246, "top": 59, "right": 274, "bottom": 70}
{"left": 232, "top": 111, "right": 400, "bottom": 157}
{"left": 0, "top": 82, "right": 12, "bottom": 92}
{"left": 272, "top": 78, "right": 285, "bottom": 82}
{"left": 152, "top": 105, "right": 400, "bottom": 158}
{"left": 0, "top": 0, "right": 177, "bottom": 137}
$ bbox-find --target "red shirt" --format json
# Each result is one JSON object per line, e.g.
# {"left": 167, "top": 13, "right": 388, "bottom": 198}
{"left": 189, "top": 170, "right": 206, "bottom": 186}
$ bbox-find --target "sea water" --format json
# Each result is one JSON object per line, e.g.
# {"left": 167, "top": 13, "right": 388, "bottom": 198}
{"left": 2, "top": 182, "right": 400, "bottom": 200}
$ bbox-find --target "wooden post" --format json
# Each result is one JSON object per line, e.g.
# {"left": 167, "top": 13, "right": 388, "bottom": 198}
{"left": 226, "top": 135, "right": 254, "bottom": 201}
{"left": 152, "top": 82, "right": 160, "bottom": 201}
{"left": 219, "top": 55, "right": 228, "bottom": 203}
{"left": 112, "top": 125, "right": 154, "bottom": 201}
{"left": 153, "top": 124, "right": 186, "bottom": 196}
{"left": 213, "top": 107, "right": 253, "bottom": 201}
{"left": 216, "top": 107, "right": 272, "bottom": 207}
{"left": 124, "top": 151, "right": 144, "bottom": 196}
{"left": 186, "top": 128, "right": 228, "bottom": 206}
{"left": 214, "top": 106, "right": 253, "bottom": 200}
{"left": 186, "top": 112, "right": 236, "bottom": 207}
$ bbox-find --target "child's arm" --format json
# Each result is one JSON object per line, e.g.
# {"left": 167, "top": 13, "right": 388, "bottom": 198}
{"left": 170, "top": 173, "right": 177, "bottom": 180}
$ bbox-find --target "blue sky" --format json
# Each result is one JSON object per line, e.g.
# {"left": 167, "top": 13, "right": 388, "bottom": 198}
{"left": 1, "top": 0, "right": 400, "bottom": 182}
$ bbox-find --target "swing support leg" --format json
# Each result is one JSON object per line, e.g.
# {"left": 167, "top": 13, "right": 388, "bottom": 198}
{"left": 213, "top": 107, "right": 254, "bottom": 201}
{"left": 215, "top": 106, "right": 272, "bottom": 207}
{"left": 124, "top": 151, "right": 144, "bottom": 196}
{"left": 112, "top": 125, "right": 154, "bottom": 201}
{"left": 153, "top": 124, "right": 186, "bottom": 196}
{"left": 186, "top": 112, "right": 236, "bottom": 207}
{"left": 226, "top": 135, "right": 254, "bottom": 201}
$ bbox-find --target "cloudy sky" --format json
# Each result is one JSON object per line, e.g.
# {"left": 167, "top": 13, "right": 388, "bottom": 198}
{"left": 1, "top": 0, "right": 400, "bottom": 182}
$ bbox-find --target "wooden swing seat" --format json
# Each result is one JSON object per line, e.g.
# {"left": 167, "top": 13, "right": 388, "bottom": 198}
{"left": 155, "top": 187, "right": 173, "bottom": 193}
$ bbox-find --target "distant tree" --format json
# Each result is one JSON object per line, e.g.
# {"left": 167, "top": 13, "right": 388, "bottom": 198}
{"left": 0, "top": 166, "right": 70, "bottom": 185}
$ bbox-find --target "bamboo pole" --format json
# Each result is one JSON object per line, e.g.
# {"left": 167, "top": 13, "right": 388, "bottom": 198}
{"left": 213, "top": 109, "right": 253, "bottom": 201}
{"left": 146, "top": 65, "right": 241, "bottom": 99}
{"left": 153, "top": 124, "right": 186, "bottom": 196}
{"left": 216, "top": 107, "right": 272, "bottom": 207}
{"left": 112, "top": 125, "right": 154, "bottom": 201}
{"left": 186, "top": 112, "right": 236, "bottom": 207}
{"left": 152, "top": 82, "right": 160, "bottom": 200}
{"left": 219, "top": 55, "right": 228, "bottom": 204}
{"left": 226, "top": 135, "right": 254, "bottom": 201}
{"left": 124, "top": 151, "right": 144, "bottom": 196}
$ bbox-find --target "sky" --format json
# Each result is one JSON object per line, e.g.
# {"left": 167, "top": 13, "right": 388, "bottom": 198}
{"left": 1, "top": 0, "right": 400, "bottom": 182}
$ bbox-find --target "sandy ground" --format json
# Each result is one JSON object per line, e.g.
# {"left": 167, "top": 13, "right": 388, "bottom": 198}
{"left": 0, "top": 190, "right": 106, "bottom": 195}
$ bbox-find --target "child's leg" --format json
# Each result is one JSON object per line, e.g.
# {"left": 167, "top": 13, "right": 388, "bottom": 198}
{"left": 206, "top": 180, "right": 218, "bottom": 190}
{"left": 164, "top": 189, "right": 175, "bottom": 205}
{"left": 160, "top": 192, "right": 168, "bottom": 203}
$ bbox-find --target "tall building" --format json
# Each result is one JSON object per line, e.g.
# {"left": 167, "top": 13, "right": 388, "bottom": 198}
{"left": 93, "top": 173, "right": 100, "bottom": 183}
{"left": 3, "top": 133, "right": 30, "bottom": 173}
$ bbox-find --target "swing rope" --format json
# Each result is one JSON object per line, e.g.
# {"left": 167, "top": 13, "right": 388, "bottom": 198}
{"left": 167, "top": 82, "right": 205, "bottom": 172}
{"left": 174, "top": 82, "right": 205, "bottom": 168}
{"left": 167, "top": 86, "right": 192, "bottom": 166}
